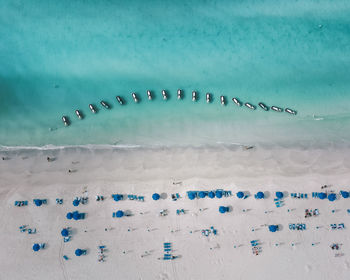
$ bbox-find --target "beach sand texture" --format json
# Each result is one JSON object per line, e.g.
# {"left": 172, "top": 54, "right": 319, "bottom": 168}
{"left": 1, "top": 146, "right": 350, "bottom": 280}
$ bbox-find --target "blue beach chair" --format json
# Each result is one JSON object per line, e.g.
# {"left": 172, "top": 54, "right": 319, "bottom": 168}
{"left": 304, "top": 194, "right": 308, "bottom": 199}
{"left": 164, "top": 248, "right": 172, "bottom": 252}
{"left": 63, "top": 255, "right": 69, "bottom": 260}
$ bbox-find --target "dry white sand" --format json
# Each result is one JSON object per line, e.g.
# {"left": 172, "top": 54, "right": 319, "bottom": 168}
{"left": 1, "top": 145, "right": 350, "bottom": 280}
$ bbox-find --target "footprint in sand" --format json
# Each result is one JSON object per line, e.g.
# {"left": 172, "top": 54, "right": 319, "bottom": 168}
{"left": 304, "top": 264, "right": 312, "bottom": 272}
{"left": 158, "top": 272, "right": 169, "bottom": 280}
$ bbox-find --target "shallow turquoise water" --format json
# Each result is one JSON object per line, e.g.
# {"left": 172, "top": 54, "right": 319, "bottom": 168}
{"left": 1, "top": 0, "right": 350, "bottom": 147}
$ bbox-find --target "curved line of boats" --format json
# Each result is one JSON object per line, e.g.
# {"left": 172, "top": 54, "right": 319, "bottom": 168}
{"left": 62, "top": 89, "right": 297, "bottom": 126}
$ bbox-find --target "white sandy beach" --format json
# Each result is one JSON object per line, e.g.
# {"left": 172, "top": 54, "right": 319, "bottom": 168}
{"left": 1, "top": 145, "right": 350, "bottom": 280}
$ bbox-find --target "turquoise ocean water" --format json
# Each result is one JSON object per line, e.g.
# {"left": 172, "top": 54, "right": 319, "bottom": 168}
{"left": 1, "top": 0, "right": 350, "bottom": 148}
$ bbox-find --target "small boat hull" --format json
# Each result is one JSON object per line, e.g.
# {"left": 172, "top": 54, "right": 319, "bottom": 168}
{"left": 89, "top": 104, "right": 96, "bottom": 113}
{"left": 75, "top": 110, "right": 83, "bottom": 119}
{"left": 258, "top": 102, "right": 269, "bottom": 111}
{"left": 147, "top": 90, "right": 152, "bottom": 100}
{"left": 271, "top": 106, "right": 283, "bottom": 112}
{"left": 162, "top": 90, "right": 167, "bottom": 100}
{"left": 206, "top": 93, "right": 210, "bottom": 103}
{"left": 245, "top": 103, "right": 256, "bottom": 110}
{"left": 285, "top": 108, "right": 297, "bottom": 115}
{"left": 220, "top": 96, "right": 225, "bottom": 105}
{"left": 100, "top": 101, "right": 110, "bottom": 109}
{"left": 132, "top": 93, "right": 138, "bottom": 103}
{"left": 192, "top": 91, "right": 197, "bottom": 101}
{"left": 232, "top": 98, "right": 242, "bottom": 107}
{"left": 62, "top": 116, "right": 70, "bottom": 126}
{"left": 177, "top": 89, "right": 182, "bottom": 100}
{"left": 116, "top": 96, "right": 123, "bottom": 105}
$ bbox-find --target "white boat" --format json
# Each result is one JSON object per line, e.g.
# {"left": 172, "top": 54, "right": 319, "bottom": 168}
{"left": 192, "top": 91, "right": 197, "bottom": 101}
{"left": 132, "top": 92, "right": 138, "bottom": 103}
{"left": 285, "top": 108, "right": 297, "bottom": 115}
{"left": 162, "top": 90, "right": 167, "bottom": 100}
{"left": 62, "top": 116, "right": 69, "bottom": 126}
{"left": 258, "top": 102, "right": 269, "bottom": 111}
{"left": 100, "top": 101, "right": 110, "bottom": 109}
{"left": 206, "top": 93, "right": 211, "bottom": 103}
{"left": 177, "top": 89, "right": 182, "bottom": 100}
{"left": 147, "top": 90, "right": 152, "bottom": 100}
{"left": 245, "top": 103, "right": 256, "bottom": 110}
{"left": 232, "top": 98, "right": 242, "bottom": 106}
{"left": 89, "top": 104, "right": 96, "bottom": 113}
{"left": 116, "top": 96, "right": 123, "bottom": 105}
{"left": 271, "top": 106, "right": 283, "bottom": 112}
{"left": 75, "top": 110, "right": 83, "bottom": 119}
{"left": 220, "top": 96, "right": 225, "bottom": 105}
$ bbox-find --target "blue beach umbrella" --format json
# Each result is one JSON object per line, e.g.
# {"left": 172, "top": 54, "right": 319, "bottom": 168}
{"left": 276, "top": 192, "right": 284, "bottom": 199}
{"left": 328, "top": 193, "right": 337, "bottom": 202}
{"left": 198, "top": 191, "right": 206, "bottom": 198}
{"left": 66, "top": 212, "right": 73, "bottom": 219}
{"left": 75, "top": 249, "right": 83, "bottom": 256}
{"left": 73, "top": 199, "right": 80, "bottom": 207}
{"left": 215, "top": 190, "right": 223, "bottom": 199}
{"left": 61, "top": 229, "right": 69, "bottom": 237}
{"left": 268, "top": 225, "right": 278, "bottom": 232}
{"left": 256, "top": 192, "right": 264, "bottom": 199}
{"left": 237, "top": 191, "right": 244, "bottom": 199}
{"left": 318, "top": 192, "right": 327, "bottom": 200}
{"left": 113, "top": 194, "right": 122, "bottom": 201}
{"left": 34, "top": 199, "right": 42, "bottom": 207}
{"left": 72, "top": 211, "right": 80, "bottom": 220}
{"left": 152, "top": 193, "right": 160, "bottom": 201}
{"left": 32, "top": 243, "right": 40, "bottom": 252}
{"left": 116, "top": 210, "right": 124, "bottom": 218}
{"left": 219, "top": 206, "right": 227, "bottom": 213}
{"left": 188, "top": 192, "right": 196, "bottom": 200}
{"left": 208, "top": 191, "right": 215, "bottom": 199}
{"left": 340, "top": 191, "right": 349, "bottom": 198}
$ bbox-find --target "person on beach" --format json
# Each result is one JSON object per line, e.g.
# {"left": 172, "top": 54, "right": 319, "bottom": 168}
{"left": 47, "top": 157, "right": 51, "bottom": 162}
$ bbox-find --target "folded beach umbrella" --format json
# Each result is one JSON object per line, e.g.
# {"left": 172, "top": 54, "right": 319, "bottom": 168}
{"left": 73, "top": 199, "right": 80, "bottom": 207}
{"left": 198, "top": 191, "right": 206, "bottom": 198}
{"left": 328, "top": 193, "right": 336, "bottom": 202}
{"left": 61, "top": 229, "right": 69, "bottom": 237}
{"left": 66, "top": 212, "right": 73, "bottom": 219}
{"left": 32, "top": 243, "right": 40, "bottom": 252}
{"left": 116, "top": 210, "right": 124, "bottom": 218}
{"left": 236, "top": 191, "right": 244, "bottom": 199}
{"left": 276, "top": 192, "right": 284, "bottom": 199}
{"left": 340, "top": 191, "right": 349, "bottom": 198}
{"left": 219, "top": 206, "right": 227, "bottom": 213}
{"left": 34, "top": 199, "right": 42, "bottom": 207}
{"left": 215, "top": 190, "right": 223, "bottom": 199}
{"left": 208, "top": 191, "right": 215, "bottom": 199}
{"left": 188, "top": 192, "right": 196, "bottom": 200}
{"left": 75, "top": 249, "right": 83, "bottom": 256}
{"left": 152, "top": 193, "right": 160, "bottom": 201}
{"left": 268, "top": 225, "right": 278, "bottom": 232}
{"left": 72, "top": 211, "right": 80, "bottom": 220}
{"left": 318, "top": 192, "right": 327, "bottom": 200}
{"left": 256, "top": 192, "right": 264, "bottom": 199}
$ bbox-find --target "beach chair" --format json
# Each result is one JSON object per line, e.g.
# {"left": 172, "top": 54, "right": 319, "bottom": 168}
{"left": 163, "top": 254, "right": 172, "bottom": 260}
{"left": 133, "top": 195, "right": 138, "bottom": 200}
{"left": 42, "top": 199, "right": 47, "bottom": 204}
{"left": 302, "top": 224, "right": 306, "bottom": 230}
{"left": 304, "top": 194, "right": 308, "bottom": 199}
{"left": 138, "top": 196, "right": 144, "bottom": 202}
{"left": 79, "top": 213, "right": 85, "bottom": 219}
{"left": 292, "top": 224, "right": 296, "bottom": 230}
{"left": 176, "top": 193, "right": 180, "bottom": 199}
{"left": 14, "top": 201, "right": 19, "bottom": 206}
{"left": 347, "top": 209, "right": 350, "bottom": 214}
{"left": 112, "top": 212, "right": 116, "bottom": 218}
{"left": 289, "top": 224, "right": 293, "bottom": 230}
{"left": 176, "top": 210, "right": 180, "bottom": 215}
{"left": 338, "top": 223, "right": 345, "bottom": 229}
{"left": 213, "top": 229, "right": 217, "bottom": 235}
{"left": 164, "top": 248, "right": 172, "bottom": 252}
{"left": 128, "top": 195, "right": 134, "bottom": 200}
{"left": 24, "top": 201, "right": 28, "bottom": 205}
{"left": 300, "top": 194, "right": 304, "bottom": 199}
{"left": 40, "top": 243, "right": 46, "bottom": 249}
{"left": 63, "top": 255, "right": 69, "bottom": 260}
{"left": 330, "top": 224, "right": 337, "bottom": 230}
